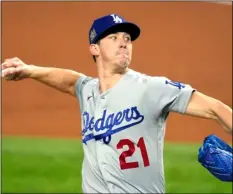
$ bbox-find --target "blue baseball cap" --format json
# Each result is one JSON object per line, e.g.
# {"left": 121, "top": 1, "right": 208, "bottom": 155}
{"left": 89, "top": 14, "right": 141, "bottom": 44}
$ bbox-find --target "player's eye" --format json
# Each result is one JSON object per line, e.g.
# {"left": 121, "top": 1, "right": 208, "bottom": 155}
{"left": 125, "top": 36, "right": 131, "bottom": 42}
{"left": 109, "top": 35, "right": 117, "bottom": 40}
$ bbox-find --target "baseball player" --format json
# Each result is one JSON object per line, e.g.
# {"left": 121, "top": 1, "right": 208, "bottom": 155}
{"left": 1, "top": 14, "right": 232, "bottom": 193}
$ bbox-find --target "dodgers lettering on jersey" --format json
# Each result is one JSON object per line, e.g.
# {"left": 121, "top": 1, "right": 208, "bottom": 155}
{"left": 75, "top": 69, "right": 196, "bottom": 194}
{"left": 82, "top": 106, "right": 144, "bottom": 144}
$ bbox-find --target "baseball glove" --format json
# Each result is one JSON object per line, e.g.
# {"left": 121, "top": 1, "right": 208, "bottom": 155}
{"left": 198, "top": 134, "right": 232, "bottom": 182}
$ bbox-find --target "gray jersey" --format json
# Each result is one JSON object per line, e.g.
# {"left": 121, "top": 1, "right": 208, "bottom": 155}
{"left": 75, "top": 69, "right": 195, "bottom": 193}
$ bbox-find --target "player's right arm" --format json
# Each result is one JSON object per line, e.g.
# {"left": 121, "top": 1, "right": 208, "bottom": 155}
{"left": 1, "top": 57, "right": 85, "bottom": 97}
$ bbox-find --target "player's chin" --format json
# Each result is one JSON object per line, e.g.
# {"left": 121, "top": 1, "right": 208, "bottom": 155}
{"left": 118, "top": 58, "right": 131, "bottom": 68}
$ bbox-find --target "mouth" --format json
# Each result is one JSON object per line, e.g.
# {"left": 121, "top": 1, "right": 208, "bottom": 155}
{"left": 117, "top": 51, "right": 129, "bottom": 56}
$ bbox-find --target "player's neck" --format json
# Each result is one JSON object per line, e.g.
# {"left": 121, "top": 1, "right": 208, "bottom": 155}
{"left": 96, "top": 65, "right": 128, "bottom": 94}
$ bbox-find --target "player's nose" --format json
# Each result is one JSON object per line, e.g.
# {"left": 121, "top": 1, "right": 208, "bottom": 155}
{"left": 119, "top": 43, "right": 127, "bottom": 49}
{"left": 119, "top": 38, "right": 127, "bottom": 48}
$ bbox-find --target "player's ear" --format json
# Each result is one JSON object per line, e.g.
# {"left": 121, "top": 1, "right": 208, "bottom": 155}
{"left": 89, "top": 43, "right": 100, "bottom": 57}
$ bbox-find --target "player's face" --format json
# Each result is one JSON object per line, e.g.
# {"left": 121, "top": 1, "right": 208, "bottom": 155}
{"left": 98, "top": 32, "right": 132, "bottom": 68}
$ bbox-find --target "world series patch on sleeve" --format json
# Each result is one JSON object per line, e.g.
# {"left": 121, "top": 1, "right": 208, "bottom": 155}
{"left": 198, "top": 134, "right": 232, "bottom": 182}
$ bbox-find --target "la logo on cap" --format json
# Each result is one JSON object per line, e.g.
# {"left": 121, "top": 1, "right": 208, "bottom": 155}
{"left": 110, "top": 14, "right": 123, "bottom": 24}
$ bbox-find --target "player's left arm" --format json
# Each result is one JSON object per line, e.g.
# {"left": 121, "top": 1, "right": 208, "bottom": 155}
{"left": 185, "top": 91, "right": 232, "bottom": 134}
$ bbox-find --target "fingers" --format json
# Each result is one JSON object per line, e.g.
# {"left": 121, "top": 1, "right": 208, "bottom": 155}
{"left": 1, "top": 61, "right": 18, "bottom": 70}
{"left": 1, "top": 57, "right": 23, "bottom": 70}
{"left": 1, "top": 66, "right": 23, "bottom": 79}
{"left": 2, "top": 67, "right": 15, "bottom": 78}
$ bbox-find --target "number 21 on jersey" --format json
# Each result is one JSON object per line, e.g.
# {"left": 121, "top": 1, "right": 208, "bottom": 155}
{"left": 117, "top": 137, "right": 150, "bottom": 170}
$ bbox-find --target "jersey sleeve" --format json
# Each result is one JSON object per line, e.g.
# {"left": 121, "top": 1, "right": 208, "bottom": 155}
{"left": 75, "top": 75, "right": 93, "bottom": 113}
{"left": 147, "top": 76, "right": 196, "bottom": 115}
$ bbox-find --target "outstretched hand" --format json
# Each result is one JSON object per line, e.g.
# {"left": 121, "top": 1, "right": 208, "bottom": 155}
{"left": 1, "top": 57, "right": 33, "bottom": 81}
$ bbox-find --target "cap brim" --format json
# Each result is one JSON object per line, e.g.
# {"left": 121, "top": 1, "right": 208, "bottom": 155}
{"left": 95, "top": 22, "right": 140, "bottom": 43}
